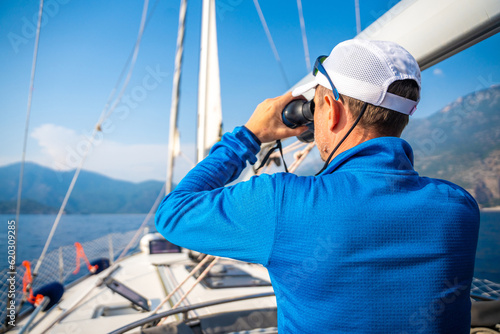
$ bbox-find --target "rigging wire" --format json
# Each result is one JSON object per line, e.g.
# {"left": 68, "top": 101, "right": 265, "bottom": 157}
{"left": 15, "top": 0, "right": 44, "bottom": 248}
{"left": 38, "top": 183, "right": 166, "bottom": 331}
{"left": 100, "top": 0, "right": 150, "bottom": 124}
{"left": 12, "top": 0, "right": 45, "bottom": 317}
{"left": 296, "top": 0, "right": 311, "bottom": 72}
{"left": 96, "top": 0, "right": 161, "bottom": 127}
{"left": 253, "top": 0, "right": 290, "bottom": 88}
{"left": 116, "top": 183, "right": 166, "bottom": 261}
{"left": 34, "top": 0, "right": 150, "bottom": 276}
{"left": 355, "top": 0, "right": 361, "bottom": 35}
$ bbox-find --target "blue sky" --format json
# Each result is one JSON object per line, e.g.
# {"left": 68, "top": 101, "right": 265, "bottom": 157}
{"left": 1, "top": 0, "right": 499, "bottom": 182}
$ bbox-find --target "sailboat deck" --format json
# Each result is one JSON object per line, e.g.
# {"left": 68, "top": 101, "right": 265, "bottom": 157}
{"left": 13, "top": 250, "right": 276, "bottom": 334}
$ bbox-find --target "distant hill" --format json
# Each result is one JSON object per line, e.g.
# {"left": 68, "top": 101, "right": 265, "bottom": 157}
{"left": 402, "top": 85, "right": 500, "bottom": 208}
{"left": 293, "top": 85, "right": 500, "bottom": 208}
{"left": 2, "top": 86, "right": 499, "bottom": 212}
{"left": 0, "top": 162, "right": 164, "bottom": 214}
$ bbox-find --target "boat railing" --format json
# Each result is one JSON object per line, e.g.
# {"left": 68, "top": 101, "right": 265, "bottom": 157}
{"left": 108, "top": 292, "right": 277, "bottom": 334}
{"left": 1, "top": 228, "right": 500, "bottom": 332}
{"left": 471, "top": 277, "right": 500, "bottom": 301}
{"left": 0, "top": 229, "right": 143, "bottom": 332}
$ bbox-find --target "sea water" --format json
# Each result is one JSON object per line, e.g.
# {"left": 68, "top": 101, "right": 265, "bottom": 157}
{"left": 474, "top": 210, "right": 500, "bottom": 282}
{"left": 1, "top": 212, "right": 499, "bottom": 282}
{"left": 0, "top": 213, "right": 154, "bottom": 272}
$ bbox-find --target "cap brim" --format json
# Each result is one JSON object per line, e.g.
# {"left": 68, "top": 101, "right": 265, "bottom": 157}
{"left": 291, "top": 79, "right": 318, "bottom": 100}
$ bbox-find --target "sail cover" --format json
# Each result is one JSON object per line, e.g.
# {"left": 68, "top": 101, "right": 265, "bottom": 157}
{"left": 197, "top": 0, "right": 223, "bottom": 163}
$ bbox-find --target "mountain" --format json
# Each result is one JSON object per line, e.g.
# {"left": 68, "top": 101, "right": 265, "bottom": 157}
{"left": 0, "top": 162, "right": 164, "bottom": 214}
{"left": 402, "top": 85, "right": 500, "bottom": 208}
{"left": 293, "top": 86, "right": 500, "bottom": 208}
{"left": 2, "top": 86, "right": 499, "bottom": 212}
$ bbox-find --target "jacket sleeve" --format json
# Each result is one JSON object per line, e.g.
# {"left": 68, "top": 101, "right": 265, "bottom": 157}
{"left": 155, "top": 126, "right": 278, "bottom": 265}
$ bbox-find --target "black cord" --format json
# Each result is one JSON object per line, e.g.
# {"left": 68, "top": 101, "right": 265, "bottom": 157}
{"left": 256, "top": 139, "right": 288, "bottom": 173}
{"left": 315, "top": 102, "right": 368, "bottom": 176}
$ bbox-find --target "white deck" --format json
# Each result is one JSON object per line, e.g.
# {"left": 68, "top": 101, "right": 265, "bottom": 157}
{"left": 13, "top": 249, "right": 276, "bottom": 334}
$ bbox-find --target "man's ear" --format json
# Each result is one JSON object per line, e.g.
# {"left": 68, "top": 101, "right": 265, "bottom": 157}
{"left": 324, "top": 94, "right": 340, "bottom": 132}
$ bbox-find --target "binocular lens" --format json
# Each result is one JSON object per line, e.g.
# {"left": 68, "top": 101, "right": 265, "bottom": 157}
{"left": 281, "top": 99, "right": 315, "bottom": 128}
{"left": 281, "top": 99, "right": 315, "bottom": 142}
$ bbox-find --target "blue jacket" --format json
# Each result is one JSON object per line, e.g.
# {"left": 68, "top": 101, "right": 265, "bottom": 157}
{"left": 156, "top": 126, "right": 480, "bottom": 333}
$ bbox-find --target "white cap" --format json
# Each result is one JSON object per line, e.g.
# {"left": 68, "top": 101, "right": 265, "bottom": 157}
{"left": 292, "top": 39, "right": 421, "bottom": 115}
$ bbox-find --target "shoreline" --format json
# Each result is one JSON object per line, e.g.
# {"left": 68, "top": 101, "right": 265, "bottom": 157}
{"left": 481, "top": 206, "right": 500, "bottom": 212}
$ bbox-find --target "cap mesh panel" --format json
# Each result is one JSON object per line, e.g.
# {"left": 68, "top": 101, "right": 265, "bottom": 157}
{"left": 331, "top": 44, "right": 391, "bottom": 87}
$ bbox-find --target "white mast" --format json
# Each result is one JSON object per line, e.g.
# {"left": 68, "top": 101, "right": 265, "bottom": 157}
{"left": 197, "top": 0, "right": 223, "bottom": 163}
{"left": 166, "top": 0, "right": 188, "bottom": 193}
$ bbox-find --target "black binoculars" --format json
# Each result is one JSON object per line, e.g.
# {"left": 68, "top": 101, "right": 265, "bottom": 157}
{"left": 281, "top": 99, "right": 315, "bottom": 142}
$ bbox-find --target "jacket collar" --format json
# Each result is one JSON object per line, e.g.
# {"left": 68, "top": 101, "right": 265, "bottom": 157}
{"left": 318, "top": 137, "right": 416, "bottom": 176}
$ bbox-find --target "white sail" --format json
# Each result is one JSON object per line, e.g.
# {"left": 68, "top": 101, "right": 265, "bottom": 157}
{"left": 197, "top": 0, "right": 223, "bottom": 163}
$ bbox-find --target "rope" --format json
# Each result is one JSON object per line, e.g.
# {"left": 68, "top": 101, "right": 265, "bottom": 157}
{"left": 157, "top": 256, "right": 220, "bottom": 325}
{"left": 22, "top": 261, "right": 44, "bottom": 306}
{"left": 172, "top": 257, "right": 220, "bottom": 308}
{"left": 288, "top": 142, "right": 315, "bottom": 173}
{"left": 15, "top": 0, "right": 44, "bottom": 246}
{"left": 296, "top": 0, "right": 311, "bottom": 72}
{"left": 34, "top": 0, "right": 150, "bottom": 276}
{"left": 253, "top": 0, "right": 290, "bottom": 88}
{"left": 152, "top": 255, "right": 214, "bottom": 314}
{"left": 72, "top": 242, "right": 98, "bottom": 275}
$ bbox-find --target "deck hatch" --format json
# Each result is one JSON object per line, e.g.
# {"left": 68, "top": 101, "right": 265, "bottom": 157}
{"left": 149, "top": 239, "right": 181, "bottom": 254}
{"left": 105, "top": 278, "right": 151, "bottom": 311}
{"left": 185, "top": 264, "right": 272, "bottom": 289}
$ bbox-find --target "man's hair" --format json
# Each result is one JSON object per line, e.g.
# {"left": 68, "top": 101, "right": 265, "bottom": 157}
{"left": 316, "top": 79, "right": 420, "bottom": 137}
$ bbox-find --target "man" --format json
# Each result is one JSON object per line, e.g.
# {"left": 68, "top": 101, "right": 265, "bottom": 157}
{"left": 156, "top": 39, "right": 480, "bottom": 333}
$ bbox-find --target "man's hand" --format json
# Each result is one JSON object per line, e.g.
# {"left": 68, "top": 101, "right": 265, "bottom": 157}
{"left": 245, "top": 92, "right": 308, "bottom": 143}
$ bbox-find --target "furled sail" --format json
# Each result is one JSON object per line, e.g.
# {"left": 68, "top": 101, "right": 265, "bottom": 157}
{"left": 197, "top": 0, "right": 223, "bottom": 163}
